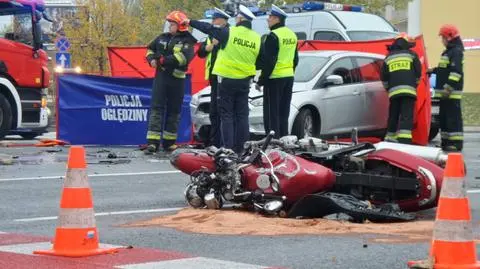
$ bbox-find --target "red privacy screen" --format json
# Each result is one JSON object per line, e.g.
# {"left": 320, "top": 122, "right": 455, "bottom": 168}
{"left": 107, "top": 35, "right": 431, "bottom": 145}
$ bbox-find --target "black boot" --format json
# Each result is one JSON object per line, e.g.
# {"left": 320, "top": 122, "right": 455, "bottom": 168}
{"left": 144, "top": 143, "right": 159, "bottom": 155}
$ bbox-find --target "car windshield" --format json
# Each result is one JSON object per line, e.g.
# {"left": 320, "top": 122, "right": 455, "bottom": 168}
{"left": 347, "top": 31, "right": 398, "bottom": 41}
{"left": 0, "top": 9, "right": 34, "bottom": 46}
{"left": 294, "top": 56, "right": 329, "bottom": 82}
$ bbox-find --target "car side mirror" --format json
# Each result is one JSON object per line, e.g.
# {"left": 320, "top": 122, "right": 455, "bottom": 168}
{"left": 325, "top": 75, "right": 344, "bottom": 86}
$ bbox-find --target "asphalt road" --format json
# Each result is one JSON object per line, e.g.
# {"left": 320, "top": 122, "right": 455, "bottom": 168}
{"left": 0, "top": 133, "right": 479, "bottom": 269}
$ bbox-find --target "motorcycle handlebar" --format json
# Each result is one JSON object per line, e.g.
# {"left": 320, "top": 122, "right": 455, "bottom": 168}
{"left": 244, "top": 132, "right": 290, "bottom": 150}
{"left": 262, "top": 131, "right": 275, "bottom": 151}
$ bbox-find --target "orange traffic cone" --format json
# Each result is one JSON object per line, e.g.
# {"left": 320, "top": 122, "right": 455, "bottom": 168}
{"left": 408, "top": 153, "right": 479, "bottom": 269}
{"left": 34, "top": 146, "right": 118, "bottom": 257}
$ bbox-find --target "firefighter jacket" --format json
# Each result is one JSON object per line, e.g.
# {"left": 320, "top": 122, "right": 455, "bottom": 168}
{"left": 431, "top": 37, "right": 464, "bottom": 99}
{"left": 146, "top": 31, "right": 197, "bottom": 79}
{"left": 380, "top": 38, "right": 422, "bottom": 99}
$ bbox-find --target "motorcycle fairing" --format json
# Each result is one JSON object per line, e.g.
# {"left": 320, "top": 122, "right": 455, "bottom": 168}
{"left": 241, "top": 149, "right": 336, "bottom": 205}
{"left": 170, "top": 148, "right": 216, "bottom": 174}
{"left": 365, "top": 149, "right": 444, "bottom": 212}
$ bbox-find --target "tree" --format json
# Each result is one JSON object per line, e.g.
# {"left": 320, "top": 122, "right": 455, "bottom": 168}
{"left": 62, "top": 0, "right": 219, "bottom": 74}
{"left": 138, "top": 0, "right": 220, "bottom": 44}
{"left": 63, "top": 0, "right": 141, "bottom": 75}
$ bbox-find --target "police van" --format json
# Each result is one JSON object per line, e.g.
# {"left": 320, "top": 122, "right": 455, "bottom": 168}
{"left": 180, "top": 2, "right": 399, "bottom": 42}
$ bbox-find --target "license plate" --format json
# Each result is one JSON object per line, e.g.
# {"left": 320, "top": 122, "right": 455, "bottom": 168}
{"left": 431, "top": 105, "right": 439, "bottom": 115}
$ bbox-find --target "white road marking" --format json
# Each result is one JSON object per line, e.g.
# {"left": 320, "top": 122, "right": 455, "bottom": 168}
{"left": 14, "top": 207, "right": 184, "bottom": 222}
{"left": 0, "top": 242, "right": 123, "bottom": 255}
{"left": 117, "top": 257, "right": 268, "bottom": 269}
{"left": 0, "top": 170, "right": 181, "bottom": 182}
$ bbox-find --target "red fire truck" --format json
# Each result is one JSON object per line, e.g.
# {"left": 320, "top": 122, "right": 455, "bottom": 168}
{"left": 0, "top": 0, "right": 50, "bottom": 139}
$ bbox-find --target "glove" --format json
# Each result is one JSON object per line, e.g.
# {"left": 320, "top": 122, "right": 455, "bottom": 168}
{"left": 158, "top": 55, "right": 165, "bottom": 66}
{"left": 443, "top": 84, "right": 453, "bottom": 98}
{"left": 149, "top": 59, "right": 157, "bottom": 68}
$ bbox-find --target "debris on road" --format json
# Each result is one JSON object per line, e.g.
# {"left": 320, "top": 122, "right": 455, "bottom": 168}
{"left": 121, "top": 208, "right": 454, "bottom": 243}
{"left": 0, "top": 154, "right": 13, "bottom": 165}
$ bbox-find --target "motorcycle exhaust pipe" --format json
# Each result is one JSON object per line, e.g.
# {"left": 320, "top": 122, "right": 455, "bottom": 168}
{"left": 373, "top": 142, "right": 448, "bottom": 166}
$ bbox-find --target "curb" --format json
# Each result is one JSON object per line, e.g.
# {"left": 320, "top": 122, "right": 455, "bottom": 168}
{"left": 464, "top": 126, "right": 480, "bottom": 133}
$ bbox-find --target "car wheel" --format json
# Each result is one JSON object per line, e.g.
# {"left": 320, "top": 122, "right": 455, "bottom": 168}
{"left": 0, "top": 92, "right": 13, "bottom": 139}
{"left": 428, "top": 124, "right": 439, "bottom": 141}
{"left": 292, "top": 108, "right": 320, "bottom": 138}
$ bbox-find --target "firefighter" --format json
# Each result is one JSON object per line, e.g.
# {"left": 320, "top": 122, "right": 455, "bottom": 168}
{"left": 256, "top": 4, "right": 299, "bottom": 139}
{"left": 380, "top": 32, "right": 422, "bottom": 144}
{"left": 197, "top": 8, "right": 231, "bottom": 147}
{"left": 428, "top": 24, "right": 464, "bottom": 152}
{"left": 144, "top": 11, "right": 196, "bottom": 155}
{"left": 186, "top": 5, "right": 262, "bottom": 154}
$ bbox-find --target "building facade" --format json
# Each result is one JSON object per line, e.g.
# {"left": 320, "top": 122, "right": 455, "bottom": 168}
{"left": 408, "top": 0, "right": 480, "bottom": 93}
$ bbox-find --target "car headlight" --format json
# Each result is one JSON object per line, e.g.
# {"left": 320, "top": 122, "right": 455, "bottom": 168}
{"left": 250, "top": 97, "right": 263, "bottom": 107}
{"left": 191, "top": 94, "right": 200, "bottom": 106}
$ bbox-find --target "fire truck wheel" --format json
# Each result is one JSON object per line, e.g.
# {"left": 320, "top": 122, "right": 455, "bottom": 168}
{"left": 0, "top": 92, "right": 13, "bottom": 139}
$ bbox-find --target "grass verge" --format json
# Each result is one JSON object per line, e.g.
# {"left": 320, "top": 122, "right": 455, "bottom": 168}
{"left": 463, "top": 93, "right": 480, "bottom": 126}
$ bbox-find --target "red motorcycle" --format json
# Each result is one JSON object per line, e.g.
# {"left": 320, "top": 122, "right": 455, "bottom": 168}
{"left": 170, "top": 131, "right": 444, "bottom": 222}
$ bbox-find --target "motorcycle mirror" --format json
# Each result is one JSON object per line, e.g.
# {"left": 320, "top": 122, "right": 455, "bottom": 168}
{"left": 264, "top": 200, "right": 283, "bottom": 214}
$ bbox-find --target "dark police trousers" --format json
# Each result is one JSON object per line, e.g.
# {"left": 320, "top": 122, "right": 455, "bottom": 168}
{"left": 217, "top": 77, "right": 250, "bottom": 154}
{"left": 263, "top": 77, "right": 294, "bottom": 139}
{"left": 439, "top": 99, "right": 463, "bottom": 151}
{"left": 147, "top": 71, "right": 185, "bottom": 150}
{"left": 386, "top": 96, "right": 415, "bottom": 144}
{"left": 208, "top": 75, "right": 221, "bottom": 147}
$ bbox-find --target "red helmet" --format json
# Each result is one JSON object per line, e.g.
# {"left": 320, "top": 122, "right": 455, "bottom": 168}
{"left": 166, "top": 11, "right": 189, "bottom": 32}
{"left": 395, "top": 32, "right": 410, "bottom": 41}
{"left": 439, "top": 24, "right": 460, "bottom": 40}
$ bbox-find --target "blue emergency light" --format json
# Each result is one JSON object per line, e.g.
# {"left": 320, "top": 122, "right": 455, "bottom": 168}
{"left": 302, "top": 1, "right": 364, "bottom": 12}
{"left": 202, "top": 1, "right": 364, "bottom": 19}
{"left": 247, "top": 5, "right": 267, "bottom": 16}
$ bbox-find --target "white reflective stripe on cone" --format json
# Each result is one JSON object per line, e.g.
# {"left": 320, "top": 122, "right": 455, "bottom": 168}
{"left": 58, "top": 208, "right": 96, "bottom": 228}
{"left": 64, "top": 169, "right": 90, "bottom": 188}
{"left": 440, "top": 178, "right": 467, "bottom": 199}
{"left": 433, "top": 220, "right": 474, "bottom": 242}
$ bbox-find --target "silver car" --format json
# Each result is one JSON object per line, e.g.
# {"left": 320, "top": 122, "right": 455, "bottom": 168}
{"left": 190, "top": 50, "right": 436, "bottom": 141}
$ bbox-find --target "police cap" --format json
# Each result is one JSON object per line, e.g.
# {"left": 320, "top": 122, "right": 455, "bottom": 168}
{"left": 238, "top": 4, "right": 256, "bottom": 21}
{"left": 212, "top": 7, "right": 230, "bottom": 20}
{"left": 269, "top": 4, "right": 288, "bottom": 18}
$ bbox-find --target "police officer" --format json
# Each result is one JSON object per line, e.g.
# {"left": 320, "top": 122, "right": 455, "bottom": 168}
{"left": 197, "top": 8, "right": 231, "bottom": 148}
{"left": 380, "top": 33, "right": 422, "bottom": 144}
{"left": 144, "top": 11, "right": 196, "bottom": 155}
{"left": 256, "top": 4, "right": 299, "bottom": 139}
{"left": 429, "top": 24, "right": 464, "bottom": 151}
{"left": 187, "top": 5, "right": 262, "bottom": 154}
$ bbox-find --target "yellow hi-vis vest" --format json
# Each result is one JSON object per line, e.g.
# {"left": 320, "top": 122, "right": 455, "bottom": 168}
{"left": 212, "top": 26, "right": 261, "bottom": 79}
{"left": 270, "top": 27, "right": 297, "bottom": 79}
{"left": 205, "top": 37, "right": 212, "bottom": 80}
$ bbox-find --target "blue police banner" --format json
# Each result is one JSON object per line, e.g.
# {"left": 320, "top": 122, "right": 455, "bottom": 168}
{"left": 57, "top": 74, "right": 192, "bottom": 146}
